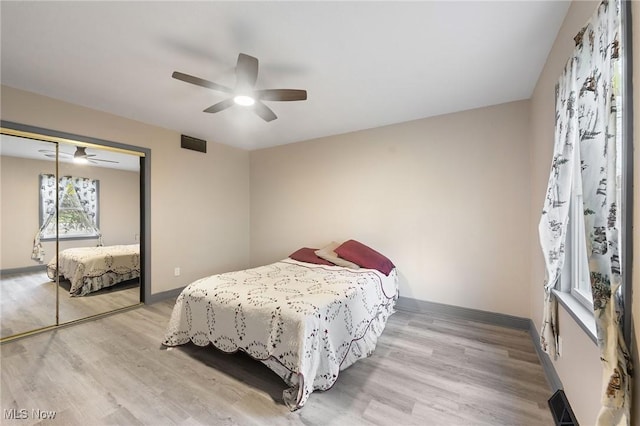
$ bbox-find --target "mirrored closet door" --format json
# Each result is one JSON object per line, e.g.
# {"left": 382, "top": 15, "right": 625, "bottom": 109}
{"left": 0, "top": 135, "right": 58, "bottom": 338}
{"left": 56, "top": 141, "right": 142, "bottom": 324}
{"left": 0, "top": 124, "right": 147, "bottom": 341}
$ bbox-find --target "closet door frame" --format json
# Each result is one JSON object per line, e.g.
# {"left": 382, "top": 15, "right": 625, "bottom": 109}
{"left": 0, "top": 120, "right": 151, "bottom": 341}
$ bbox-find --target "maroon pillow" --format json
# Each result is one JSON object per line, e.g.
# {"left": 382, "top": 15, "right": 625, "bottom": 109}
{"left": 334, "top": 240, "right": 395, "bottom": 275}
{"left": 289, "top": 247, "right": 334, "bottom": 266}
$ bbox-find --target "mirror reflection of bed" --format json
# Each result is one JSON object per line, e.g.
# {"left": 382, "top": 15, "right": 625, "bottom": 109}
{"left": 50, "top": 243, "right": 141, "bottom": 320}
{"left": 0, "top": 133, "right": 142, "bottom": 338}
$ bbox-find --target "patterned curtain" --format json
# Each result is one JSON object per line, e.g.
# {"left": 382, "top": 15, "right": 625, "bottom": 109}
{"left": 31, "top": 174, "right": 103, "bottom": 262}
{"left": 40, "top": 174, "right": 98, "bottom": 231}
{"left": 538, "top": 55, "right": 578, "bottom": 358}
{"left": 539, "top": 1, "right": 631, "bottom": 424}
{"left": 31, "top": 174, "right": 58, "bottom": 261}
{"left": 60, "top": 175, "right": 100, "bottom": 227}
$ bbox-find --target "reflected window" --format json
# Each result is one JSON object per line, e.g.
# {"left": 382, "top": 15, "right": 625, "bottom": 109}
{"left": 39, "top": 174, "right": 101, "bottom": 241}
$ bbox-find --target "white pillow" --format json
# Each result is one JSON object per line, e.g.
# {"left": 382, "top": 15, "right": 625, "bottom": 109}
{"left": 315, "top": 242, "right": 360, "bottom": 269}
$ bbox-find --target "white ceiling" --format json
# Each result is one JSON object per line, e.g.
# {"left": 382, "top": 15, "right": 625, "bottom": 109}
{"left": 0, "top": 1, "right": 570, "bottom": 151}
{"left": 0, "top": 134, "right": 141, "bottom": 172}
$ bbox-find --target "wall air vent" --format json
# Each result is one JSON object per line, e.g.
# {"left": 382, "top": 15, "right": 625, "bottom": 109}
{"left": 548, "top": 389, "right": 578, "bottom": 426}
{"left": 180, "top": 134, "right": 207, "bottom": 153}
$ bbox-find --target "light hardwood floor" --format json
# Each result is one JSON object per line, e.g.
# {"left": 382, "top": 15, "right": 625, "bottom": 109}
{"left": 1, "top": 270, "right": 139, "bottom": 339}
{"left": 1, "top": 299, "right": 554, "bottom": 425}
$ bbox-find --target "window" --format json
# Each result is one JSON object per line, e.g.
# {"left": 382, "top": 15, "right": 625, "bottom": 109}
{"left": 563, "top": 143, "right": 593, "bottom": 311}
{"left": 555, "top": 138, "right": 597, "bottom": 342}
{"left": 39, "top": 174, "right": 101, "bottom": 241}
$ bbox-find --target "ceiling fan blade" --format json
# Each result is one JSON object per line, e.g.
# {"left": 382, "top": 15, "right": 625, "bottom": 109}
{"left": 38, "top": 149, "right": 72, "bottom": 158}
{"left": 89, "top": 158, "right": 119, "bottom": 164}
{"left": 172, "top": 71, "right": 233, "bottom": 93}
{"left": 252, "top": 101, "right": 278, "bottom": 122}
{"left": 255, "top": 89, "right": 307, "bottom": 102}
{"left": 235, "top": 53, "right": 259, "bottom": 89}
{"left": 203, "top": 98, "right": 235, "bottom": 113}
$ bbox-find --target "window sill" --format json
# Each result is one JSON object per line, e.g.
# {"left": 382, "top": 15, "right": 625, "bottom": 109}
{"left": 41, "top": 235, "right": 100, "bottom": 242}
{"left": 552, "top": 289, "right": 597, "bottom": 345}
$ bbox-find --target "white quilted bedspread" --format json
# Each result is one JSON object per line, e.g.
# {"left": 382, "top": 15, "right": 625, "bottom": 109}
{"left": 47, "top": 244, "right": 140, "bottom": 296}
{"left": 163, "top": 259, "right": 398, "bottom": 410}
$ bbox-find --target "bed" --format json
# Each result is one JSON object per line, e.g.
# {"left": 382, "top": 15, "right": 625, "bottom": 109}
{"left": 162, "top": 240, "right": 398, "bottom": 410}
{"left": 47, "top": 244, "right": 140, "bottom": 296}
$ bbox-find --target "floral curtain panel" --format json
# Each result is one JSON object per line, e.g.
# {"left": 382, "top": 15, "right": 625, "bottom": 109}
{"left": 32, "top": 174, "right": 103, "bottom": 262}
{"left": 539, "top": 1, "right": 631, "bottom": 424}
{"left": 539, "top": 54, "right": 577, "bottom": 358}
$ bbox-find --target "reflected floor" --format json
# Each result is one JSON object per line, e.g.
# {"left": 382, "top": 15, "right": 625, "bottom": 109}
{"left": 1, "top": 269, "right": 139, "bottom": 339}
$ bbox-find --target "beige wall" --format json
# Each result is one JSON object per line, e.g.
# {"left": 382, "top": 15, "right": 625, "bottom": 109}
{"left": 1, "top": 154, "right": 139, "bottom": 269}
{"left": 529, "top": 1, "right": 639, "bottom": 424}
{"left": 250, "top": 100, "right": 532, "bottom": 317}
{"left": 2, "top": 1, "right": 637, "bottom": 420}
{"left": 1, "top": 85, "right": 251, "bottom": 295}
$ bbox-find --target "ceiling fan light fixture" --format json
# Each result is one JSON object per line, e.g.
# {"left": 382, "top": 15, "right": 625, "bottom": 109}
{"left": 73, "top": 147, "right": 89, "bottom": 164}
{"left": 173, "top": 53, "right": 307, "bottom": 121}
{"left": 233, "top": 95, "right": 255, "bottom": 106}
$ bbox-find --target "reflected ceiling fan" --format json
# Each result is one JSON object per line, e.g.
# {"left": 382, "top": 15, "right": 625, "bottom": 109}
{"left": 38, "top": 146, "right": 119, "bottom": 165}
{"left": 172, "top": 53, "right": 307, "bottom": 122}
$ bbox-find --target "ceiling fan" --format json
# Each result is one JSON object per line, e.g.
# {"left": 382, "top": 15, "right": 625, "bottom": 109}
{"left": 38, "top": 146, "right": 119, "bottom": 165}
{"left": 172, "top": 53, "right": 307, "bottom": 122}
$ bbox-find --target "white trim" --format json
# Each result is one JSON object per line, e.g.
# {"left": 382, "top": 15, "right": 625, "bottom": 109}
{"left": 552, "top": 289, "right": 597, "bottom": 344}
{"left": 570, "top": 285, "right": 594, "bottom": 311}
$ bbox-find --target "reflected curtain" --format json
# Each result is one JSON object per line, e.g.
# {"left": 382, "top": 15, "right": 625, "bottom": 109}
{"left": 31, "top": 174, "right": 103, "bottom": 262}
{"left": 31, "top": 174, "right": 57, "bottom": 262}
{"left": 539, "top": 1, "right": 631, "bottom": 424}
